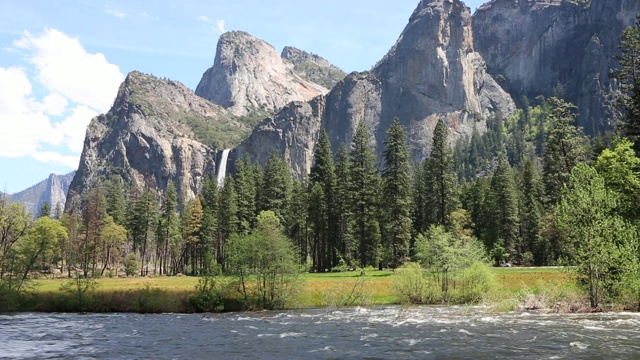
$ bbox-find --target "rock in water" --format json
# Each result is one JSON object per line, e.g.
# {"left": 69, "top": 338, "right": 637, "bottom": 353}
{"left": 195, "top": 31, "right": 329, "bottom": 116}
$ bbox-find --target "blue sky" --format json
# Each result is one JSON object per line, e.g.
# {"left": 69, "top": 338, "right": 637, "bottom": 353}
{"left": 0, "top": 0, "right": 485, "bottom": 194}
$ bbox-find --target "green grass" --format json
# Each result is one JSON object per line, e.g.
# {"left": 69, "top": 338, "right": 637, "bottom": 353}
{"left": 20, "top": 267, "right": 570, "bottom": 313}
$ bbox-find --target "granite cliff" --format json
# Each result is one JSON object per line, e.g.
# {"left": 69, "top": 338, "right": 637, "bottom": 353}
{"left": 195, "top": 31, "right": 329, "bottom": 117}
{"left": 232, "top": 0, "right": 516, "bottom": 175}
{"left": 66, "top": 72, "right": 228, "bottom": 210}
{"left": 7, "top": 172, "right": 75, "bottom": 217}
{"left": 473, "top": 0, "right": 640, "bottom": 131}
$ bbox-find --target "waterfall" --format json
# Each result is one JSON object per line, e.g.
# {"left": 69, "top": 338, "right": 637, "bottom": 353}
{"left": 217, "top": 149, "right": 231, "bottom": 187}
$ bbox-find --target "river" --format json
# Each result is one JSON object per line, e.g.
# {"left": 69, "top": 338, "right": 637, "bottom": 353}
{"left": 1, "top": 306, "right": 639, "bottom": 359}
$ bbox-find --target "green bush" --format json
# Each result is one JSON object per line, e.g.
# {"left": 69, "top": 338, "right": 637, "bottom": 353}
{"left": 393, "top": 262, "right": 427, "bottom": 304}
{"left": 124, "top": 253, "right": 139, "bottom": 276}
{"left": 456, "top": 262, "right": 496, "bottom": 304}
{"left": 189, "top": 276, "right": 229, "bottom": 313}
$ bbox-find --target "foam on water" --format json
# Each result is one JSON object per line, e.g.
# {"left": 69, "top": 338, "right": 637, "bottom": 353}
{"left": 3, "top": 308, "right": 640, "bottom": 359}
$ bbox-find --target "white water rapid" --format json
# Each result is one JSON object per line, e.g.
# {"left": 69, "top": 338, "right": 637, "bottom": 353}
{"left": 216, "top": 149, "right": 231, "bottom": 187}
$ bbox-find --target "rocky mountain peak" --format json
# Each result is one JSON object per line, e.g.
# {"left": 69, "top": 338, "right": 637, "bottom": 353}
{"left": 195, "top": 31, "right": 328, "bottom": 116}
{"left": 281, "top": 46, "right": 346, "bottom": 89}
{"left": 232, "top": 0, "right": 515, "bottom": 174}
{"left": 7, "top": 171, "right": 75, "bottom": 218}
{"left": 66, "top": 72, "right": 232, "bottom": 211}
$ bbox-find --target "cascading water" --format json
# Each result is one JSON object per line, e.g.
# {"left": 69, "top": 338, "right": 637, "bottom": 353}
{"left": 216, "top": 149, "right": 231, "bottom": 187}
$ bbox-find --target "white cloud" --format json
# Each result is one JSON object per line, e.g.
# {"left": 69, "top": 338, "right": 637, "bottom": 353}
{"left": 0, "top": 66, "right": 61, "bottom": 157}
{"left": 106, "top": 9, "right": 126, "bottom": 19}
{"left": 198, "top": 16, "right": 212, "bottom": 23}
{"left": 54, "top": 105, "right": 98, "bottom": 153}
{"left": 0, "top": 29, "right": 124, "bottom": 169}
{"left": 40, "top": 93, "right": 68, "bottom": 116}
{"left": 216, "top": 20, "right": 226, "bottom": 33}
{"left": 13, "top": 29, "right": 124, "bottom": 113}
{"left": 31, "top": 151, "right": 79, "bottom": 169}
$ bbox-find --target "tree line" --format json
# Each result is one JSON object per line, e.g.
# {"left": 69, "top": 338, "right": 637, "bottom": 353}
{"left": 1, "top": 16, "right": 640, "bottom": 310}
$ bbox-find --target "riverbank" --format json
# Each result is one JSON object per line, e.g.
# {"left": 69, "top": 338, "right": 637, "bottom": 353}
{"left": 7, "top": 267, "right": 571, "bottom": 313}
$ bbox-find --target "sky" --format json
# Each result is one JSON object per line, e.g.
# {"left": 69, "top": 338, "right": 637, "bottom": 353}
{"left": 0, "top": 0, "right": 486, "bottom": 194}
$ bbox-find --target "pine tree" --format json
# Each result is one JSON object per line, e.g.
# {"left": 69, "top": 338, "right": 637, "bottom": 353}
{"left": 38, "top": 201, "right": 51, "bottom": 218}
{"left": 381, "top": 119, "right": 413, "bottom": 267}
{"left": 348, "top": 121, "right": 381, "bottom": 268}
{"left": 423, "top": 118, "right": 458, "bottom": 229}
{"left": 308, "top": 130, "right": 336, "bottom": 271}
{"left": 612, "top": 15, "right": 640, "bottom": 150}
{"left": 200, "top": 177, "right": 218, "bottom": 274}
{"left": 217, "top": 176, "right": 238, "bottom": 269}
{"left": 285, "top": 179, "right": 308, "bottom": 264}
{"left": 334, "top": 144, "right": 353, "bottom": 265}
{"left": 308, "top": 182, "right": 326, "bottom": 272}
{"left": 520, "top": 157, "right": 544, "bottom": 265}
{"left": 542, "top": 97, "right": 590, "bottom": 205}
{"left": 234, "top": 155, "right": 258, "bottom": 235}
{"left": 157, "top": 181, "right": 180, "bottom": 275}
{"left": 485, "top": 156, "right": 520, "bottom": 265}
{"left": 182, "top": 197, "right": 204, "bottom": 275}
{"left": 53, "top": 202, "right": 63, "bottom": 220}
{"left": 80, "top": 183, "right": 107, "bottom": 277}
{"left": 125, "top": 187, "right": 157, "bottom": 275}
{"left": 258, "top": 151, "right": 292, "bottom": 224}
{"left": 105, "top": 175, "right": 126, "bottom": 225}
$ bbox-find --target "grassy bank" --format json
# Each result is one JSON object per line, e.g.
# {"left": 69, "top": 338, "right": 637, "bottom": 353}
{"left": 9, "top": 267, "right": 571, "bottom": 313}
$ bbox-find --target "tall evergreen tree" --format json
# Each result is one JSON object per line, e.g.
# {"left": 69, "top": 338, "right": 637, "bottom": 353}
{"left": 308, "top": 130, "right": 336, "bottom": 271}
{"left": 348, "top": 121, "right": 381, "bottom": 268}
{"left": 611, "top": 15, "right": 640, "bottom": 150}
{"left": 542, "top": 97, "right": 590, "bottom": 205}
{"left": 80, "top": 184, "right": 107, "bottom": 277}
{"left": 125, "top": 187, "right": 157, "bottom": 275}
{"left": 234, "top": 155, "right": 258, "bottom": 235}
{"left": 38, "top": 201, "right": 51, "bottom": 218}
{"left": 157, "top": 182, "right": 180, "bottom": 275}
{"left": 423, "top": 118, "right": 458, "bottom": 229}
{"left": 53, "top": 202, "right": 63, "bottom": 220}
{"left": 380, "top": 119, "right": 412, "bottom": 267}
{"left": 217, "top": 177, "right": 238, "bottom": 269}
{"left": 520, "top": 157, "right": 544, "bottom": 265}
{"left": 486, "top": 156, "right": 520, "bottom": 265}
{"left": 200, "top": 177, "right": 219, "bottom": 275}
{"left": 333, "top": 144, "right": 353, "bottom": 264}
{"left": 105, "top": 175, "right": 126, "bottom": 225}
{"left": 182, "top": 197, "right": 204, "bottom": 275}
{"left": 258, "top": 151, "right": 292, "bottom": 223}
{"left": 285, "top": 179, "right": 308, "bottom": 264}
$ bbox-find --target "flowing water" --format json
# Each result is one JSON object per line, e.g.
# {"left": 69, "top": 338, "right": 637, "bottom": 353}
{"left": 1, "top": 306, "right": 639, "bottom": 359}
{"left": 216, "top": 149, "right": 231, "bottom": 187}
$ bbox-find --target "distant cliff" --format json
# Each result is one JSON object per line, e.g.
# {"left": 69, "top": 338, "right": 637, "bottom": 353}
{"left": 7, "top": 171, "right": 75, "bottom": 217}
{"left": 231, "top": 0, "right": 515, "bottom": 175}
{"left": 195, "top": 31, "right": 329, "bottom": 117}
{"left": 473, "top": 0, "right": 640, "bottom": 132}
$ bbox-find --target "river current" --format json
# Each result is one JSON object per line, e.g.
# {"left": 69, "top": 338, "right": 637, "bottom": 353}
{"left": 1, "top": 306, "right": 639, "bottom": 359}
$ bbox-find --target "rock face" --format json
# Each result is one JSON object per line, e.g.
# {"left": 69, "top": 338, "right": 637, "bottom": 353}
{"left": 473, "top": 0, "right": 640, "bottom": 131}
{"left": 281, "top": 46, "right": 347, "bottom": 89}
{"left": 195, "top": 31, "right": 329, "bottom": 116}
{"left": 67, "top": 72, "right": 228, "bottom": 210}
{"left": 7, "top": 171, "right": 75, "bottom": 217}
{"left": 232, "top": 0, "right": 515, "bottom": 175}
